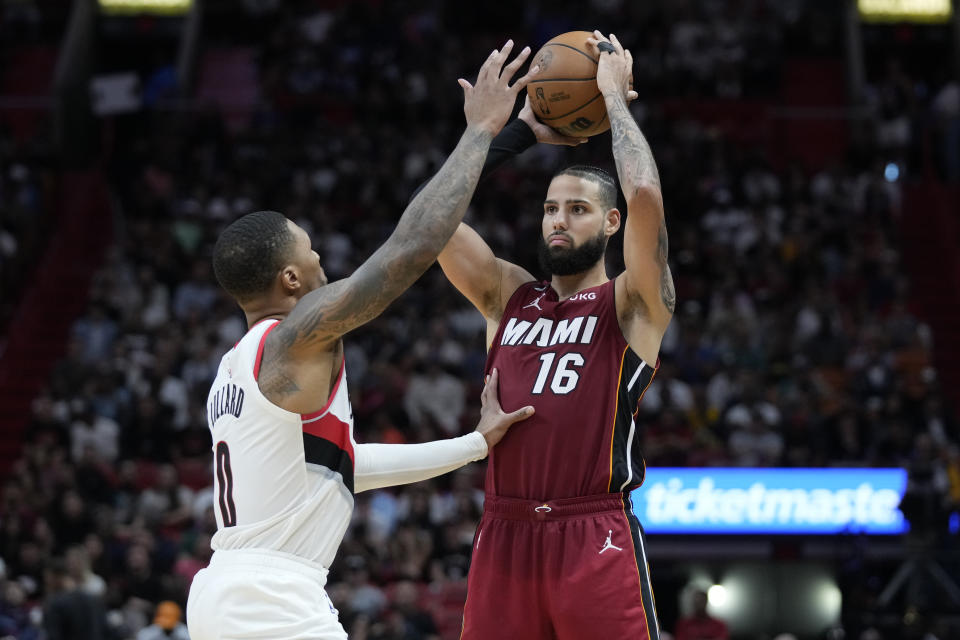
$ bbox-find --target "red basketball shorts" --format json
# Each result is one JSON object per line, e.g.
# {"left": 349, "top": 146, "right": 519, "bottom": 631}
{"left": 460, "top": 492, "right": 660, "bottom": 640}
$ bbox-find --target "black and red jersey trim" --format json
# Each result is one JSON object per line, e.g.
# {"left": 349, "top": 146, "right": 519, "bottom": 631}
{"left": 300, "top": 357, "right": 355, "bottom": 493}
{"left": 607, "top": 348, "right": 657, "bottom": 493}
{"left": 303, "top": 431, "right": 355, "bottom": 493}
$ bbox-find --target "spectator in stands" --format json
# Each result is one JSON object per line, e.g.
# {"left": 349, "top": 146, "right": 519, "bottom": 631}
{"left": 119, "top": 543, "right": 165, "bottom": 611}
{"left": 136, "top": 600, "right": 190, "bottom": 640}
{"left": 931, "top": 76, "right": 960, "bottom": 182}
{"left": 65, "top": 545, "right": 106, "bottom": 598}
{"left": 0, "top": 579, "right": 39, "bottom": 640}
{"left": 674, "top": 589, "right": 729, "bottom": 640}
{"left": 42, "top": 558, "right": 108, "bottom": 640}
{"left": 403, "top": 360, "right": 466, "bottom": 437}
{"left": 51, "top": 490, "right": 94, "bottom": 547}
{"left": 727, "top": 408, "right": 785, "bottom": 467}
{"left": 172, "top": 261, "right": 218, "bottom": 321}
{"left": 381, "top": 580, "right": 439, "bottom": 640}
{"left": 901, "top": 433, "right": 951, "bottom": 540}
{"left": 343, "top": 555, "right": 388, "bottom": 619}
{"left": 69, "top": 400, "right": 120, "bottom": 464}
{"left": 71, "top": 304, "right": 119, "bottom": 364}
{"left": 137, "top": 465, "right": 194, "bottom": 532}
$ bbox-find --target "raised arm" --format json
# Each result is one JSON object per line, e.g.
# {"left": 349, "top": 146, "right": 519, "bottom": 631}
{"left": 438, "top": 223, "right": 534, "bottom": 346}
{"left": 590, "top": 32, "right": 675, "bottom": 335}
{"left": 277, "top": 42, "right": 538, "bottom": 353}
{"left": 437, "top": 98, "right": 585, "bottom": 334}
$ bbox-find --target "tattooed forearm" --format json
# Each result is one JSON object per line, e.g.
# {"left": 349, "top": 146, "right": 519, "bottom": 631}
{"left": 657, "top": 220, "right": 676, "bottom": 313}
{"left": 281, "top": 126, "right": 493, "bottom": 348}
{"left": 391, "top": 126, "right": 493, "bottom": 263}
{"left": 605, "top": 93, "right": 660, "bottom": 195}
{"left": 656, "top": 219, "right": 668, "bottom": 268}
{"left": 660, "top": 265, "right": 676, "bottom": 314}
{"left": 607, "top": 91, "right": 675, "bottom": 315}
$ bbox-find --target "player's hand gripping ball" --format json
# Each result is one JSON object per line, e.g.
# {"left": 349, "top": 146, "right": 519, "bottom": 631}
{"left": 526, "top": 31, "right": 617, "bottom": 138}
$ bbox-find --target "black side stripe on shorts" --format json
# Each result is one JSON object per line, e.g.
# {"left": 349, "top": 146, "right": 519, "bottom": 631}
{"left": 622, "top": 492, "right": 661, "bottom": 640}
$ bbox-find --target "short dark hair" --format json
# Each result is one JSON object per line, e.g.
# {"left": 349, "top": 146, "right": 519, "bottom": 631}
{"left": 212, "top": 211, "right": 295, "bottom": 302}
{"left": 553, "top": 165, "right": 618, "bottom": 211}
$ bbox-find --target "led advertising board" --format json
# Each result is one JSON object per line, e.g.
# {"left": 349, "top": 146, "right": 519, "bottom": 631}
{"left": 631, "top": 468, "right": 908, "bottom": 535}
{"left": 858, "top": 0, "right": 952, "bottom": 23}
{"left": 99, "top": 0, "right": 193, "bottom": 16}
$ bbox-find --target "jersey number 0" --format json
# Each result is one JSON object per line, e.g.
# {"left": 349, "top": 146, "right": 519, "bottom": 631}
{"left": 216, "top": 441, "right": 237, "bottom": 527}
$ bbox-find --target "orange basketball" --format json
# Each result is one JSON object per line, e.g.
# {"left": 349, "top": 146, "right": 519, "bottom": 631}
{"left": 526, "top": 31, "right": 610, "bottom": 138}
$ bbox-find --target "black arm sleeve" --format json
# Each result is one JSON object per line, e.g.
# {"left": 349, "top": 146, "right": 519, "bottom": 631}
{"left": 480, "top": 118, "right": 537, "bottom": 182}
{"left": 409, "top": 119, "right": 537, "bottom": 202}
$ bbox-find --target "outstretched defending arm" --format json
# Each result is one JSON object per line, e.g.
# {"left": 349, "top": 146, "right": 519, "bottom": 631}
{"left": 275, "top": 42, "right": 539, "bottom": 354}
{"left": 353, "top": 369, "right": 533, "bottom": 493}
{"left": 590, "top": 31, "right": 675, "bottom": 329}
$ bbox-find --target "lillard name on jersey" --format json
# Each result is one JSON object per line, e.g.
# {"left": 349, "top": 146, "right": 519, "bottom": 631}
{"left": 205, "top": 319, "right": 356, "bottom": 568}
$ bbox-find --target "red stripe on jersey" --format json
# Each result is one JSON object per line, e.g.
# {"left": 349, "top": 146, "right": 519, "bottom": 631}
{"left": 236, "top": 317, "right": 279, "bottom": 348}
{"left": 302, "top": 413, "right": 354, "bottom": 464}
{"left": 252, "top": 322, "right": 280, "bottom": 381}
{"left": 300, "top": 357, "right": 345, "bottom": 422}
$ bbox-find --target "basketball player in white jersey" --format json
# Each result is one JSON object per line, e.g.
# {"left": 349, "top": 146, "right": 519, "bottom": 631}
{"left": 186, "top": 41, "right": 539, "bottom": 640}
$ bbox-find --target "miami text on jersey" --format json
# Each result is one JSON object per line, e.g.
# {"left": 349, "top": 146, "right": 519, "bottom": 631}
{"left": 499, "top": 315, "right": 599, "bottom": 347}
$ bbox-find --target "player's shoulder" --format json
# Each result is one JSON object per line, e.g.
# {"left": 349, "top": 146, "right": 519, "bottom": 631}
{"left": 510, "top": 278, "right": 547, "bottom": 297}
{"left": 494, "top": 259, "right": 538, "bottom": 303}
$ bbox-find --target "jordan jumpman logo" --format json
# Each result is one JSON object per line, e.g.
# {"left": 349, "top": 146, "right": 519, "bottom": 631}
{"left": 523, "top": 293, "right": 545, "bottom": 311}
{"left": 599, "top": 530, "right": 623, "bottom": 554}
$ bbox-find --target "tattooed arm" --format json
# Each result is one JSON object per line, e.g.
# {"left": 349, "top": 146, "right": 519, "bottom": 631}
{"left": 275, "top": 126, "right": 493, "bottom": 353}
{"left": 272, "top": 41, "right": 539, "bottom": 356}
{"left": 591, "top": 32, "right": 675, "bottom": 341}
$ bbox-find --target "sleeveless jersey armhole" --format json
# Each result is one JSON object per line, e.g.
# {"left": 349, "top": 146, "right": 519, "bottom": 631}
{"left": 252, "top": 322, "right": 280, "bottom": 381}
{"left": 608, "top": 278, "right": 660, "bottom": 373}
{"left": 301, "top": 356, "right": 346, "bottom": 422}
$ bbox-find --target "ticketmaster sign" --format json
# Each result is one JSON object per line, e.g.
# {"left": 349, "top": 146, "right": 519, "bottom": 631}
{"left": 631, "top": 468, "right": 909, "bottom": 534}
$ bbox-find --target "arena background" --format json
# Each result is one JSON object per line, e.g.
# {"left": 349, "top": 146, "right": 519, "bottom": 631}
{"left": 0, "top": 0, "right": 958, "bottom": 638}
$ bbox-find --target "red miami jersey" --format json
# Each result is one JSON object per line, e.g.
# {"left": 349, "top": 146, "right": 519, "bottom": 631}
{"left": 485, "top": 279, "right": 658, "bottom": 500}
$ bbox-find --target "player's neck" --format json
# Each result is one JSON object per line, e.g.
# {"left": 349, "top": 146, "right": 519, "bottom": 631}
{"left": 550, "top": 262, "right": 608, "bottom": 300}
{"left": 245, "top": 311, "right": 286, "bottom": 328}
{"left": 242, "top": 296, "right": 295, "bottom": 329}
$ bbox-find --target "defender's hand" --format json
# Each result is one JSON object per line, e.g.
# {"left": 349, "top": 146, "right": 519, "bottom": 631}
{"left": 474, "top": 368, "right": 534, "bottom": 450}
{"left": 518, "top": 96, "right": 588, "bottom": 146}
{"left": 586, "top": 31, "right": 637, "bottom": 103}
{"left": 459, "top": 40, "right": 539, "bottom": 136}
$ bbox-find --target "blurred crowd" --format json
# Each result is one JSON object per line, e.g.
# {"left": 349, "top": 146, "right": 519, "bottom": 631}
{"left": 1, "top": 1, "right": 959, "bottom": 639}
{"left": 0, "top": 123, "right": 54, "bottom": 342}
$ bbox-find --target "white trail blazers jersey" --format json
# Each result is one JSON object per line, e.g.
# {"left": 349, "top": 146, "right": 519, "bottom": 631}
{"left": 205, "top": 319, "right": 356, "bottom": 568}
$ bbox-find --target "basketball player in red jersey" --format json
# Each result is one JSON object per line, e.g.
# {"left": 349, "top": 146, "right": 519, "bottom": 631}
{"left": 437, "top": 32, "right": 672, "bottom": 639}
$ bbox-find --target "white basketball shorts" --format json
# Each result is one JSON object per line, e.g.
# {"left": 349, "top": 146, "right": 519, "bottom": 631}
{"left": 186, "top": 549, "right": 347, "bottom": 640}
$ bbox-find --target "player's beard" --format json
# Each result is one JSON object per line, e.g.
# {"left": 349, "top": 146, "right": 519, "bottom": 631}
{"left": 538, "top": 228, "right": 608, "bottom": 276}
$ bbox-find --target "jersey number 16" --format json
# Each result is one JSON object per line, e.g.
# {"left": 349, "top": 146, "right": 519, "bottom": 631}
{"left": 532, "top": 352, "right": 584, "bottom": 395}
